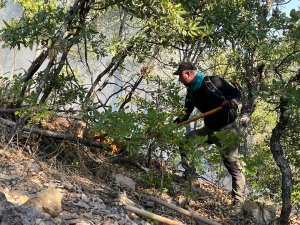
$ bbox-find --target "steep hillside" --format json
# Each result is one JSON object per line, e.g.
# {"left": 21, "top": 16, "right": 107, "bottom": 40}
{"left": 0, "top": 146, "right": 299, "bottom": 225}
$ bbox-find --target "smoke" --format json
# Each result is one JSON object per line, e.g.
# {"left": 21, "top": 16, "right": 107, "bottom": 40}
{"left": 0, "top": 0, "right": 36, "bottom": 77}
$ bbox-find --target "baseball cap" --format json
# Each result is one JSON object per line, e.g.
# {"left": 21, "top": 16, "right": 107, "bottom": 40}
{"left": 173, "top": 62, "right": 197, "bottom": 75}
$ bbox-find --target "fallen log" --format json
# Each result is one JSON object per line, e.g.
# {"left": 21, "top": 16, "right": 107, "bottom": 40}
{"left": 125, "top": 205, "right": 185, "bottom": 225}
{"left": 110, "top": 156, "right": 149, "bottom": 172}
{"left": 148, "top": 196, "right": 221, "bottom": 225}
{"left": 0, "top": 117, "right": 104, "bottom": 148}
{"left": 0, "top": 108, "right": 23, "bottom": 114}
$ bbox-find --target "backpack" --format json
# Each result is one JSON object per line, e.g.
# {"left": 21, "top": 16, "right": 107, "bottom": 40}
{"left": 204, "top": 76, "right": 225, "bottom": 100}
{"left": 204, "top": 76, "right": 239, "bottom": 121}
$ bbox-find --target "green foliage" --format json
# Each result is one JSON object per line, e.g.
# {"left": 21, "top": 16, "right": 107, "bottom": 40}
{"left": 251, "top": 100, "right": 277, "bottom": 138}
{"left": 292, "top": 184, "right": 300, "bottom": 206}
{"left": 181, "top": 185, "right": 195, "bottom": 199}
{"left": 118, "top": 0, "right": 211, "bottom": 47}
{"left": 48, "top": 69, "right": 88, "bottom": 107}
{"left": 89, "top": 105, "right": 184, "bottom": 156}
{"left": 15, "top": 102, "right": 52, "bottom": 124}
{"left": 0, "top": 74, "right": 29, "bottom": 106}
{"left": 0, "top": 0, "right": 7, "bottom": 8}
{"left": 1, "top": 0, "right": 65, "bottom": 49}
{"left": 139, "top": 170, "right": 174, "bottom": 194}
{"left": 282, "top": 109, "right": 300, "bottom": 205}
{"left": 179, "top": 135, "right": 208, "bottom": 174}
{"left": 248, "top": 78, "right": 300, "bottom": 204}
{"left": 243, "top": 144, "right": 282, "bottom": 200}
{"left": 214, "top": 129, "right": 241, "bottom": 150}
{"left": 89, "top": 108, "right": 144, "bottom": 153}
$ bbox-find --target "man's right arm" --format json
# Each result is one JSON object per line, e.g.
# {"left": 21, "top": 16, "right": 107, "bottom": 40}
{"left": 174, "top": 92, "right": 195, "bottom": 124}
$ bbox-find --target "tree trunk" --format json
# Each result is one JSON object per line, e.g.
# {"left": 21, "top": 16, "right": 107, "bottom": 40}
{"left": 270, "top": 98, "right": 292, "bottom": 225}
{"left": 39, "top": 53, "right": 68, "bottom": 104}
{"left": 270, "top": 71, "right": 300, "bottom": 225}
{"left": 16, "top": 50, "right": 49, "bottom": 108}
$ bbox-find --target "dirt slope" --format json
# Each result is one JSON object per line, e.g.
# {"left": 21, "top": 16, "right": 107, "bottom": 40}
{"left": 0, "top": 147, "right": 299, "bottom": 225}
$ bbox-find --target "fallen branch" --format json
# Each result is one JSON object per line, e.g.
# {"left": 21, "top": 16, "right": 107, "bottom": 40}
{"left": 110, "top": 156, "right": 149, "bottom": 172}
{"left": 0, "top": 108, "right": 24, "bottom": 114}
{"left": 125, "top": 205, "right": 185, "bottom": 225}
{"left": 148, "top": 196, "right": 221, "bottom": 225}
{"left": 0, "top": 117, "right": 104, "bottom": 148}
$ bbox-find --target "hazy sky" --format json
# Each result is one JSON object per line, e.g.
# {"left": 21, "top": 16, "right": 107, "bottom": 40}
{"left": 281, "top": 0, "right": 300, "bottom": 14}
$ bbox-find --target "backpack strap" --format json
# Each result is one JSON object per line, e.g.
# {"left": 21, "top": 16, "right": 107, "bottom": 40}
{"left": 204, "top": 76, "right": 226, "bottom": 100}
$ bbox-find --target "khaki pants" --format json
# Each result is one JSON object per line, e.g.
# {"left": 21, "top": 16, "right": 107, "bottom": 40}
{"left": 185, "top": 122, "right": 245, "bottom": 202}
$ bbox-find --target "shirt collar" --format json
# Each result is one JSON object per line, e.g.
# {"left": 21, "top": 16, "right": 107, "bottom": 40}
{"left": 188, "top": 72, "right": 205, "bottom": 92}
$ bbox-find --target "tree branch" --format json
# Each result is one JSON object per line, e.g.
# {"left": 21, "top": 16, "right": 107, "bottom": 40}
{"left": 0, "top": 117, "right": 104, "bottom": 149}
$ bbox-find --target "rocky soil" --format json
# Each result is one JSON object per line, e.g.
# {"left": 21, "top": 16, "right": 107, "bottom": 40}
{"left": 0, "top": 146, "right": 299, "bottom": 225}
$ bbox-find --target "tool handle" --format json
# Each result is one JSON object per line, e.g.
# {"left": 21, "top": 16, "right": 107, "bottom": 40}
{"left": 178, "top": 106, "right": 223, "bottom": 126}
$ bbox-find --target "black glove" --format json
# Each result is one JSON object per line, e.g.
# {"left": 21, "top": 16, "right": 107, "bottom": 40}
{"left": 221, "top": 100, "right": 231, "bottom": 109}
{"left": 174, "top": 114, "right": 190, "bottom": 124}
{"left": 221, "top": 99, "right": 238, "bottom": 109}
{"left": 173, "top": 117, "right": 181, "bottom": 124}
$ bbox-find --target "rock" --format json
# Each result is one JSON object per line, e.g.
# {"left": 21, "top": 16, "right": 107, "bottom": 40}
{"left": 144, "top": 201, "right": 155, "bottom": 208}
{"left": 0, "top": 193, "right": 57, "bottom": 225}
{"left": 242, "top": 200, "right": 276, "bottom": 225}
{"left": 0, "top": 173, "right": 16, "bottom": 181}
{"left": 83, "top": 211, "right": 93, "bottom": 219}
{"left": 80, "top": 193, "right": 89, "bottom": 202}
{"left": 13, "top": 194, "right": 30, "bottom": 205}
{"left": 103, "top": 219, "right": 113, "bottom": 225}
{"left": 27, "top": 162, "right": 40, "bottom": 172}
{"left": 118, "top": 218, "right": 130, "bottom": 225}
{"left": 65, "top": 218, "right": 81, "bottom": 224}
{"left": 188, "top": 199, "right": 197, "bottom": 207}
{"left": 0, "top": 191, "right": 7, "bottom": 201}
{"left": 0, "top": 192, "right": 14, "bottom": 211}
{"left": 62, "top": 181, "right": 74, "bottom": 190}
{"left": 76, "top": 220, "right": 92, "bottom": 225}
{"left": 89, "top": 196, "right": 106, "bottom": 211}
{"left": 23, "top": 187, "right": 63, "bottom": 217}
{"left": 114, "top": 174, "right": 136, "bottom": 191}
{"left": 72, "top": 200, "right": 90, "bottom": 209}
{"left": 118, "top": 192, "right": 137, "bottom": 206}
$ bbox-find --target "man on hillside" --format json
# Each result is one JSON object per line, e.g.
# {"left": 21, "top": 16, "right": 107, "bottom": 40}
{"left": 173, "top": 62, "right": 245, "bottom": 206}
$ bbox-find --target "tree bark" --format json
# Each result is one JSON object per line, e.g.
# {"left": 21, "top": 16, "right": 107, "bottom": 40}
{"left": 20, "top": 50, "right": 49, "bottom": 83}
{"left": 270, "top": 70, "right": 300, "bottom": 225}
{"left": 270, "top": 96, "right": 292, "bottom": 225}
{"left": 16, "top": 50, "right": 49, "bottom": 108}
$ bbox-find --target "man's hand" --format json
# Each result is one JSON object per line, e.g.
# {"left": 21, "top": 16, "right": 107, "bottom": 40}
{"left": 221, "top": 99, "right": 238, "bottom": 109}
{"left": 221, "top": 100, "right": 231, "bottom": 109}
{"left": 173, "top": 117, "right": 181, "bottom": 124}
{"left": 174, "top": 114, "right": 190, "bottom": 124}
{"left": 230, "top": 99, "right": 238, "bottom": 109}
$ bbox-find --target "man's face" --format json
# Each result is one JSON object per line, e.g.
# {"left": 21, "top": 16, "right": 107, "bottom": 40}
{"left": 178, "top": 70, "right": 193, "bottom": 86}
